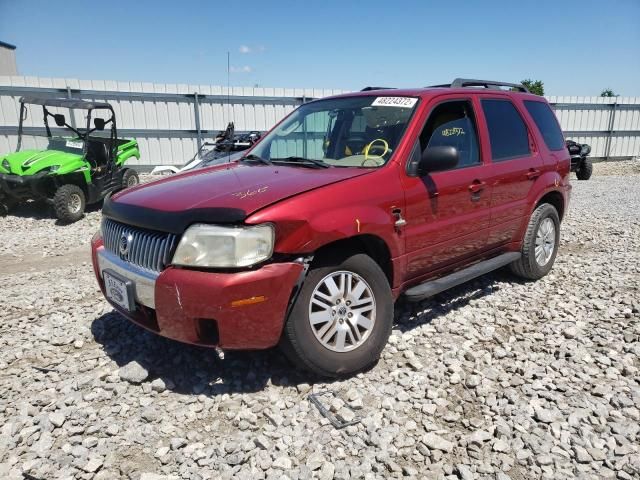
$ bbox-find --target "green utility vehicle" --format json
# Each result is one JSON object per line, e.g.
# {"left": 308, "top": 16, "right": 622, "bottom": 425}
{"left": 0, "top": 97, "right": 140, "bottom": 222}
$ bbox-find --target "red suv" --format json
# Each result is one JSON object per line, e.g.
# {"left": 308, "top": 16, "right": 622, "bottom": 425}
{"left": 91, "top": 79, "right": 571, "bottom": 377}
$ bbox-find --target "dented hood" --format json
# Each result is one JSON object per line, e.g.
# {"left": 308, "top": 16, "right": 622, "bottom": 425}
{"left": 104, "top": 162, "right": 371, "bottom": 234}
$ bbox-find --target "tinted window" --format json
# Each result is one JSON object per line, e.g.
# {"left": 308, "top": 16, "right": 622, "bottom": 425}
{"left": 524, "top": 100, "right": 565, "bottom": 151}
{"left": 481, "top": 99, "right": 530, "bottom": 161}
{"left": 418, "top": 101, "right": 480, "bottom": 169}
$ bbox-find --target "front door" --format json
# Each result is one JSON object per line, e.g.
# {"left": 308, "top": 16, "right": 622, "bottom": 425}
{"left": 401, "top": 98, "right": 492, "bottom": 280}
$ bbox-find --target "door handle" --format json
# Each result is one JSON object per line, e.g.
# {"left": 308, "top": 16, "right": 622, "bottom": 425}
{"left": 468, "top": 180, "right": 486, "bottom": 194}
{"left": 526, "top": 168, "right": 541, "bottom": 180}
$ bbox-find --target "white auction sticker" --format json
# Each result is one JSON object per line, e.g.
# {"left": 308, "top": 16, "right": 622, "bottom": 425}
{"left": 371, "top": 97, "right": 418, "bottom": 108}
{"left": 66, "top": 140, "right": 83, "bottom": 149}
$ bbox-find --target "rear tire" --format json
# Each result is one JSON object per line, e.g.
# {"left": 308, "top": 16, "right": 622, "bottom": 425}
{"left": 53, "top": 184, "right": 85, "bottom": 223}
{"left": 510, "top": 203, "right": 560, "bottom": 280}
{"left": 576, "top": 158, "right": 593, "bottom": 180}
{"left": 280, "top": 253, "right": 393, "bottom": 377}
{"left": 121, "top": 169, "right": 139, "bottom": 189}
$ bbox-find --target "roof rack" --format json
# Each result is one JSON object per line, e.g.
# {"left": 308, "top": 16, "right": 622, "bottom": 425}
{"left": 428, "top": 78, "right": 529, "bottom": 93}
{"left": 360, "top": 86, "right": 395, "bottom": 92}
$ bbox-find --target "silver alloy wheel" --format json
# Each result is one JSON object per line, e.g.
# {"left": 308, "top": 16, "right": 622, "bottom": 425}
{"left": 69, "top": 193, "right": 82, "bottom": 214}
{"left": 308, "top": 270, "right": 376, "bottom": 353}
{"left": 535, "top": 217, "right": 556, "bottom": 266}
{"left": 127, "top": 175, "right": 138, "bottom": 187}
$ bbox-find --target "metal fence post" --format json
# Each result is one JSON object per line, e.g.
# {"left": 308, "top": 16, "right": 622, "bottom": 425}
{"left": 193, "top": 92, "right": 202, "bottom": 151}
{"left": 66, "top": 86, "right": 77, "bottom": 128}
{"left": 604, "top": 98, "right": 618, "bottom": 160}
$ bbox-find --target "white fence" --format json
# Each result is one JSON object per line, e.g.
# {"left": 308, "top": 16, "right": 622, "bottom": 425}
{"left": 1, "top": 75, "right": 638, "bottom": 167}
{"left": 547, "top": 96, "right": 640, "bottom": 158}
{"left": 0, "top": 76, "right": 346, "bottom": 166}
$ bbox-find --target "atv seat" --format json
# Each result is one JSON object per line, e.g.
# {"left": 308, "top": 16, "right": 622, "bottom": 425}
{"left": 86, "top": 138, "right": 110, "bottom": 169}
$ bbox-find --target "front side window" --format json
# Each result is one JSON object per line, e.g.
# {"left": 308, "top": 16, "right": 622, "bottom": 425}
{"left": 524, "top": 100, "right": 565, "bottom": 151}
{"left": 481, "top": 99, "right": 531, "bottom": 161}
{"left": 250, "top": 95, "right": 419, "bottom": 168}
{"left": 418, "top": 100, "right": 480, "bottom": 169}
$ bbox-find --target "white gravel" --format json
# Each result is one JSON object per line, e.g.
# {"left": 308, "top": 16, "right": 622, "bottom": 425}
{"left": 0, "top": 161, "right": 638, "bottom": 479}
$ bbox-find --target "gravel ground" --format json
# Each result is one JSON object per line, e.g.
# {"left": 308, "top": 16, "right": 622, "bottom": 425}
{"left": 0, "top": 161, "right": 639, "bottom": 480}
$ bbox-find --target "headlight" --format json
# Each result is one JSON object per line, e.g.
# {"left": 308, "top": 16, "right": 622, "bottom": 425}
{"left": 1, "top": 159, "right": 9, "bottom": 171}
{"left": 172, "top": 223, "right": 274, "bottom": 268}
{"left": 49, "top": 165, "right": 60, "bottom": 173}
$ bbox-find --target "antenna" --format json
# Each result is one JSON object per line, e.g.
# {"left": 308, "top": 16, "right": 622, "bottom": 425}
{"left": 227, "top": 51, "right": 231, "bottom": 162}
{"left": 225, "top": 51, "right": 230, "bottom": 125}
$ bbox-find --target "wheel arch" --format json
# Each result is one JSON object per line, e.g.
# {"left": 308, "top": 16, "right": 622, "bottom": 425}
{"left": 535, "top": 190, "right": 565, "bottom": 221}
{"left": 52, "top": 172, "right": 89, "bottom": 198}
{"left": 311, "top": 234, "right": 393, "bottom": 287}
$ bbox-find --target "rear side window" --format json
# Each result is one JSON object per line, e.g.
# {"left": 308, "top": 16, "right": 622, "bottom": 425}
{"left": 524, "top": 100, "right": 565, "bottom": 151}
{"left": 481, "top": 99, "right": 530, "bottom": 161}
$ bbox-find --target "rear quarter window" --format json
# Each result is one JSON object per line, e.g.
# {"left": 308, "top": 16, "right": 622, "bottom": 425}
{"left": 524, "top": 100, "right": 565, "bottom": 151}
{"left": 481, "top": 99, "right": 530, "bottom": 161}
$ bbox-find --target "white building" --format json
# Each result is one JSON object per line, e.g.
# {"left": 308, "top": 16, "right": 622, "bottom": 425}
{"left": 0, "top": 41, "right": 17, "bottom": 76}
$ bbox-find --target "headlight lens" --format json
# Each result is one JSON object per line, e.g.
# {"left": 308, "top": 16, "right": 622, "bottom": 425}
{"left": 172, "top": 223, "right": 274, "bottom": 268}
{"left": 1, "top": 159, "right": 9, "bottom": 171}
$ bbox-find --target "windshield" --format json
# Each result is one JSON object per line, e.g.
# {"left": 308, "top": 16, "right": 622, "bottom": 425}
{"left": 16, "top": 103, "right": 113, "bottom": 152}
{"left": 250, "top": 95, "right": 419, "bottom": 168}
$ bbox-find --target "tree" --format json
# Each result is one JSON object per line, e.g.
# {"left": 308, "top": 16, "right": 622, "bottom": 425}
{"left": 600, "top": 88, "right": 617, "bottom": 97}
{"left": 521, "top": 79, "right": 544, "bottom": 96}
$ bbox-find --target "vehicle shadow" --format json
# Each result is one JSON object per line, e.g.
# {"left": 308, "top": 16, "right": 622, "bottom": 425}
{"left": 91, "top": 311, "right": 326, "bottom": 397}
{"left": 3, "top": 199, "right": 102, "bottom": 223}
{"left": 3, "top": 200, "right": 52, "bottom": 220}
{"left": 393, "top": 268, "right": 513, "bottom": 333}
{"left": 90, "top": 269, "right": 514, "bottom": 397}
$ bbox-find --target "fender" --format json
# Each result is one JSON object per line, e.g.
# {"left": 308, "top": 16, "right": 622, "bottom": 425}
{"left": 245, "top": 166, "right": 406, "bottom": 259}
{"left": 512, "top": 170, "right": 569, "bottom": 244}
{"left": 272, "top": 204, "right": 400, "bottom": 257}
{"left": 116, "top": 150, "right": 140, "bottom": 167}
{"left": 527, "top": 170, "right": 570, "bottom": 218}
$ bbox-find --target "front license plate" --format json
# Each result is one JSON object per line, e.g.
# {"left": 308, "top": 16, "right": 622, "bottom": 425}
{"left": 103, "top": 269, "right": 135, "bottom": 312}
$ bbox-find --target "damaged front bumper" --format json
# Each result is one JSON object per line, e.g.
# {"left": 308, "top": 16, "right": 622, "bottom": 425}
{"left": 92, "top": 237, "right": 305, "bottom": 350}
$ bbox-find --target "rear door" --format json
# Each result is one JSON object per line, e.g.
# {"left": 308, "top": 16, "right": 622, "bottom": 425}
{"left": 401, "top": 97, "right": 492, "bottom": 279}
{"left": 477, "top": 96, "right": 546, "bottom": 248}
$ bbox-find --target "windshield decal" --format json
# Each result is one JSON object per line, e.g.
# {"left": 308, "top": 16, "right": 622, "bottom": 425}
{"left": 442, "top": 127, "right": 465, "bottom": 137}
{"left": 371, "top": 97, "right": 418, "bottom": 108}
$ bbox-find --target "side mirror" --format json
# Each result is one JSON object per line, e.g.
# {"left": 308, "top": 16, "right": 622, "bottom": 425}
{"left": 417, "top": 146, "right": 459, "bottom": 175}
{"left": 93, "top": 118, "right": 106, "bottom": 130}
{"left": 54, "top": 114, "right": 66, "bottom": 127}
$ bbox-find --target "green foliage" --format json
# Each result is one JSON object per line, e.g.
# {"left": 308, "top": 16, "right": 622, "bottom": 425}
{"left": 600, "top": 88, "right": 617, "bottom": 97}
{"left": 521, "top": 79, "right": 544, "bottom": 96}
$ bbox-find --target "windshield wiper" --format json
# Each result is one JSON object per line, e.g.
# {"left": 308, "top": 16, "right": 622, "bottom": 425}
{"left": 271, "top": 156, "right": 331, "bottom": 169}
{"left": 241, "top": 153, "right": 272, "bottom": 165}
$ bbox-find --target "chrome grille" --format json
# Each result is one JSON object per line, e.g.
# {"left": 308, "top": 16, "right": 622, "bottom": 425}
{"left": 102, "top": 219, "right": 177, "bottom": 272}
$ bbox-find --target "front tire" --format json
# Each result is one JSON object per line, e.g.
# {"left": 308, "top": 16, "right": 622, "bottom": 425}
{"left": 280, "top": 253, "right": 393, "bottom": 377}
{"left": 510, "top": 203, "right": 560, "bottom": 280}
{"left": 121, "top": 168, "right": 140, "bottom": 189}
{"left": 53, "top": 184, "right": 86, "bottom": 223}
{"left": 0, "top": 197, "right": 17, "bottom": 216}
{"left": 576, "top": 158, "right": 593, "bottom": 180}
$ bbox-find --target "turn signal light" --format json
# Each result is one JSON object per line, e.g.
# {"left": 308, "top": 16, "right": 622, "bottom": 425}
{"left": 230, "top": 296, "right": 267, "bottom": 307}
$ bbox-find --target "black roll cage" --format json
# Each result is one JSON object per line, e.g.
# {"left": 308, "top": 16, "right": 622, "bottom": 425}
{"left": 16, "top": 97, "right": 118, "bottom": 169}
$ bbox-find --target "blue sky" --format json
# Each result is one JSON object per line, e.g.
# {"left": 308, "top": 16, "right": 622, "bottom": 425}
{"left": 1, "top": 0, "right": 639, "bottom": 95}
